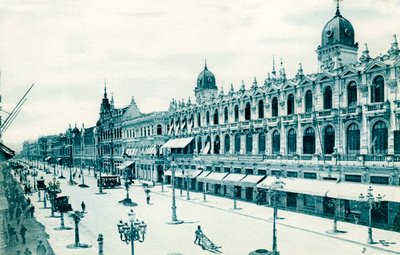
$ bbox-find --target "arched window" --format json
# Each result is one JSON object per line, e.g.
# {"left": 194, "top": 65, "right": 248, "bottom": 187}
{"left": 303, "top": 127, "right": 315, "bottom": 154}
{"left": 213, "top": 109, "right": 219, "bottom": 125}
{"left": 371, "top": 76, "right": 384, "bottom": 103}
{"left": 272, "top": 130, "right": 280, "bottom": 154}
{"left": 258, "top": 100, "right": 264, "bottom": 119}
{"left": 156, "top": 124, "right": 162, "bottom": 135}
{"left": 347, "top": 82, "right": 357, "bottom": 107}
{"left": 205, "top": 136, "right": 211, "bottom": 154}
{"left": 245, "top": 133, "right": 253, "bottom": 154}
{"left": 245, "top": 102, "right": 251, "bottom": 121}
{"left": 347, "top": 124, "right": 360, "bottom": 154}
{"left": 234, "top": 105, "right": 239, "bottom": 122}
{"left": 287, "top": 129, "right": 297, "bottom": 154}
{"left": 234, "top": 133, "right": 241, "bottom": 154}
{"left": 305, "top": 90, "right": 313, "bottom": 113}
{"left": 272, "top": 97, "right": 278, "bottom": 117}
{"left": 323, "top": 125, "right": 335, "bottom": 154}
{"left": 224, "top": 134, "right": 230, "bottom": 153}
{"left": 224, "top": 107, "right": 228, "bottom": 123}
{"left": 258, "top": 132, "right": 266, "bottom": 154}
{"left": 323, "top": 86, "right": 332, "bottom": 110}
{"left": 372, "top": 121, "right": 388, "bottom": 154}
{"left": 214, "top": 135, "right": 220, "bottom": 154}
{"left": 206, "top": 111, "right": 210, "bottom": 125}
{"left": 197, "top": 137, "right": 202, "bottom": 154}
{"left": 197, "top": 113, "right": 201, "bottom": 127}
{"left": 287, "top": 94, "right": 295, "bottom": 115}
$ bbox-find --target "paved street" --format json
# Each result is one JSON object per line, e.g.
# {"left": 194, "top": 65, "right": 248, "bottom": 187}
{"left": 26, "top": 167, "right": 400, "bottom": 255}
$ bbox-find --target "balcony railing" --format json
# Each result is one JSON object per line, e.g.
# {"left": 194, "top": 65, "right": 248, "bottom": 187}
{"left": 318, "top": 110, "right": 332, "bottom": 117}
{"left": 366, "top": 102, "right": 386, "bottom": 112}
{"left": 341, "top": 106, "right": 357, "bottom": 114}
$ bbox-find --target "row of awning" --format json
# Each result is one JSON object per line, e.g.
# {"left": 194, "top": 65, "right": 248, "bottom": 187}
{"left": 125, "top": 147, "right": 157, "bottom": 156}
{"left": 163, "top": 171, "right": 400, "bottom": 203}
{"left": 165, "top": 170, "right": 265, "bottom": 188}
{"left": 257, "top": 176, "right": 400, "bottom": 203}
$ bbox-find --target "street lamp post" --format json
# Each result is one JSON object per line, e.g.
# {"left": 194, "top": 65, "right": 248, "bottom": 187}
{"left": 359, "top": 186, "right": 383, "bottom": 244}
{"left": 268, "top": 176, "right": 285, "bottom": 255}
{"left": 47, "top": 177, "right": 61, "bottom": 217}
{"left": 167, "top": 159, "right": 183, "bottom": 224}
{"left": 117, "top": 209, "right": 147, "bottom": 255}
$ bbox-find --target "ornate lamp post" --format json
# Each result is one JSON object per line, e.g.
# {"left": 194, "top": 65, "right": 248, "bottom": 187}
{"left": 47, "top": 177, "right": 61, "bottom": 217}
{"left": 359, "top": 186, "right": 383, "bottom": 244}
{"left": 117, "top": 209, "right": 147, "bottom": 255}
{"left": 268, "top": 176, "right": 285, "bottom": 255}
{"left": 167, "top": 158, "right": 183, "bottom": 224}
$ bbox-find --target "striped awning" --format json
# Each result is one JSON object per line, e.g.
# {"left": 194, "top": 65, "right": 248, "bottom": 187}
{"left": 161, "top": 137, "right": 193, "bottom": 149}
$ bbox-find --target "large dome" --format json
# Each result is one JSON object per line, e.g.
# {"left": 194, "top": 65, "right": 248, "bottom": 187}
{"left": 197, "top": 63, "right": 216, "bottom": 90}
{"left": 321, "top": 7, "right": 356, "bottom": 48}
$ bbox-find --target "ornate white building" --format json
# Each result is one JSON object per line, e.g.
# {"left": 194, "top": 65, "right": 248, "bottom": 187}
{"left": 165, "top": 4, "right": 400, "bottom": 229}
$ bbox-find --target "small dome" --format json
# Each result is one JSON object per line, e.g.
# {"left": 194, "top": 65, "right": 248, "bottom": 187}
{"left": 321, "top": 7, "right": 356, "bottom": 48}
{"left": 197, "top": 63, "right": 216, "bottom": 90}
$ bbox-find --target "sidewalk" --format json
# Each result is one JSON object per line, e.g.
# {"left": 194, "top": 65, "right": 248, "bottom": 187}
{"left": 151, "top": 184, "right": 400, "bottom": 255}
{"left": 3, "top": 167, "right": 55, "bottom": 255}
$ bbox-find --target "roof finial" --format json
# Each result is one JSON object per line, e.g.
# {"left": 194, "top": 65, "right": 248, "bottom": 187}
{"left": 272, "top": 55, "right": 276, "bottom": 75}
{"left": 204, "top": 59, "right": 208, "bottom": 70}
{"left": 104, "top": 78, "right": 107, "bottom": 98}
{"left": 335, "top": 0, "right": 341, "bottom": 16}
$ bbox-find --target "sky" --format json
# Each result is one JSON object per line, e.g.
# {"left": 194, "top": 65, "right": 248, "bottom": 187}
{"left": 0, "top": 0, "right": 399, "bottom": 152}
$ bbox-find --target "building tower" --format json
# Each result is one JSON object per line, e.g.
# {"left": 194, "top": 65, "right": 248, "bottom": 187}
{"left": 194, "top": 61, "right": 218, "bottom": 103}
{"left": 100, "top": 82, "right": 111, "bottom": 117}
{"left": 316, "top": 1, "right": 359, "bottom": 69}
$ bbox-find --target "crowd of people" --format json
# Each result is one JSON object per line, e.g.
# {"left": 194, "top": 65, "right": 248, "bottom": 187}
{"left": 2, "top": 165, "right": 48, "bottom": 255}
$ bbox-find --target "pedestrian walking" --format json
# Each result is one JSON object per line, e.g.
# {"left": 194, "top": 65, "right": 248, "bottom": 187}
{"left": 8, "top": 225, "right": 17, "bottom": 246}
{"left": 194, "top": 225, "right": 203, "bottom": 245}
{"left": 15, "top": 206, "right": 22, "bottom": 224}
{"left": 30, "top": 205, "right": 35, "bottom": 218}
{"left": 36, "top": 240, "right": 46, "bottom": 255}
{"left": 20, "top": 224, "right": 27, "bottom": 244}
{"left": 145, "top": 189, "right": 151, "bottom": 205}
{"left": 23, "top": 248, "right": 32, "bottom": 255}
{"left": 81, "top": 201, "right": 86, "bottom": 212}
